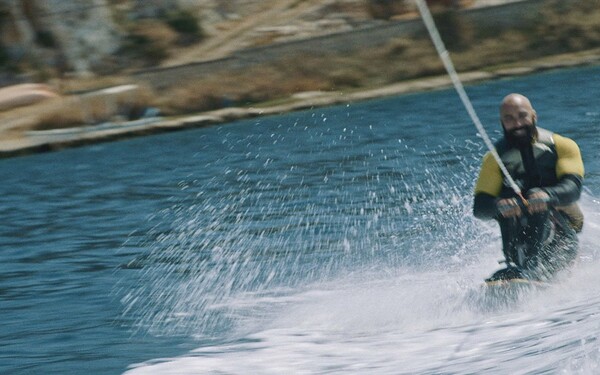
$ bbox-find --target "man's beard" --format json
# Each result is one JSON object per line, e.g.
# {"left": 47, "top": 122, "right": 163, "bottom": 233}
{"left": 503, "top": 122, "right": 537, "bottom": 149}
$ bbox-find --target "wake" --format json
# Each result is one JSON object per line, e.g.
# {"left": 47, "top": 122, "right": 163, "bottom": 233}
{"left": 124, "top": 192, "right": 600, "bottom": 375}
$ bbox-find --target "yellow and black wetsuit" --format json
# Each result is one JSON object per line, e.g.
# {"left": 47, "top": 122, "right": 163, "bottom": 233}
{"left": 473, "top": 127, "right": 584, "bottom": 279}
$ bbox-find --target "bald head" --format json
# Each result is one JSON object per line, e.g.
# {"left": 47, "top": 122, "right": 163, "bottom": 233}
{"left": 500, "top": 93, "right": 537, "bottom": 147}
{"left": 500, "top": 93, "right": 535, "bottom": 115}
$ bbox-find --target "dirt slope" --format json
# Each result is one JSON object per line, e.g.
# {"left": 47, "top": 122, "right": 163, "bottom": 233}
{"left": 162, "top": 0, "right": 366, "bottom": 66}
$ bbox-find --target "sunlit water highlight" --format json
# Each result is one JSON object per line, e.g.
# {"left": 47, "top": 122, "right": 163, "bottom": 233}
{"left": 1, "top": 65, "right": 600, "bottom": 375}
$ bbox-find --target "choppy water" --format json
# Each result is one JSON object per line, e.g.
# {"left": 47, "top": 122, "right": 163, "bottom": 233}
{"left": 2, "top": 65, "right": 600, "bottom": 375}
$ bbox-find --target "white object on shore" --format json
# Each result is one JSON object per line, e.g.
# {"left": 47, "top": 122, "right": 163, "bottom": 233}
{"left": 25, "top": 116, "right": 162, "bottom": 137}
{"left": 0, "top": 83, "right": 59, "bottom": 112}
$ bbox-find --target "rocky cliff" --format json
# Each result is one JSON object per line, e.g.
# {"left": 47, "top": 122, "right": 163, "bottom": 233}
{"left": 1, "top": 0, "right": 121, "bottom": 75}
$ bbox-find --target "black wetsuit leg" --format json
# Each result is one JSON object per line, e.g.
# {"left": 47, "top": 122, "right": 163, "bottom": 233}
{"left": 493, "top": 209, "right": 577, "bottom": 281}
{"left": 533, "top": 210, "right": 578, "bottom": 278}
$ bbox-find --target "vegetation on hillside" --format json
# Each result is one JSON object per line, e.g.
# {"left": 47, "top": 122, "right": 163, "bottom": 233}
{"left": 150, "top": 0, "right": 600, "bottom": 115}
{"left": 120, "top": 9, "right": 205, "bottom": 67}
{"left": 6, "top": 0, "right": 600, "bottom": 132}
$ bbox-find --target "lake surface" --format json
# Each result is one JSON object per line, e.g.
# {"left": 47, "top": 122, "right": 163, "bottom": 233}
{"left": 2, "top": 65, "right": 600, "bottom": 374}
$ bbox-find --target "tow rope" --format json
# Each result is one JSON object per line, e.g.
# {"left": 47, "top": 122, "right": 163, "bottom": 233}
{"left": 414, "top": 0, "right": 525, "bottom": 202}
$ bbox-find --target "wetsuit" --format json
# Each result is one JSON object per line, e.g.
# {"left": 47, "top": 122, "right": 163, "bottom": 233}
{"left": 473, "top": 127, "right": 584, "bottom": 281}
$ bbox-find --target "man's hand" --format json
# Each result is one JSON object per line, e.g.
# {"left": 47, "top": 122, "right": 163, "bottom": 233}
{"left": 496, "top": 198, "right": 522, "bottom": 218}
{"left": 526, "top": 188, "right": 550, "bottom": 214}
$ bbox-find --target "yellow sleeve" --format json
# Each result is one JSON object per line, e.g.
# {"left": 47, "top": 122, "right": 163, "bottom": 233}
{"left": 553, "top": 134, "right": 584, "bottom": 178}
{"left": 474, "top": 151, "right": 503, "bottom": 197}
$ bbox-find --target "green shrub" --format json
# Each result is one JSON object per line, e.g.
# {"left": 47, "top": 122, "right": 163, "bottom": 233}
{"left": 432, "top": 9, "right": 473, "bottom": 51}
{"left": 0, "top": 45, "right": 8, "bottom": 67}
{"left": 366, "top": 0, "right": 410, "bottom": 20}
{"left": 35, "top": 30, "right": 56, "bottom": 48}
{"left": 164, "top": 9, "right": 204, "bottom": 44}
{"left": 123, "top": 20, "right": 177, "bottom": 65}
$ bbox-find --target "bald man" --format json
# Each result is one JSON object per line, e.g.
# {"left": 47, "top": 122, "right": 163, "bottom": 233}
{"left": 473, "top": 94, "right": 584, "bottom": 282}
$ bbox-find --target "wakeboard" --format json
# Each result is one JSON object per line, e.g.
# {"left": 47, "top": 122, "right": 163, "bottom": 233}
{"left": 484, "top": 277, "right": 549, "bottom": 288}
{"left": 464, "top": 276, "right": 550, "bottom": 312}
{"left": 480, "top": 277, "right": 550, "bottom": 309}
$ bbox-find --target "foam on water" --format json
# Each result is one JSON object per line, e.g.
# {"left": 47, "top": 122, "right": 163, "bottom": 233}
{"left": 123, "top": 194, "right": 600, "bottom": 374}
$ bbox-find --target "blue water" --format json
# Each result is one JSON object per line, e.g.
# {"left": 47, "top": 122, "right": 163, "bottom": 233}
{"left": 2, "top": 65, "right": 600, "bottom": 374}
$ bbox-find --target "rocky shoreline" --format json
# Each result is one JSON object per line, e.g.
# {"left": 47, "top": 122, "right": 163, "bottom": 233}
{"left": 1, "top": 48, "right": 599, "bottom": 159}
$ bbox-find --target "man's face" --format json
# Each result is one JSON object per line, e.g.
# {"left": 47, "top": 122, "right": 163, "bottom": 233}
{"left": 500, "top": 101, "right": 536, "bottom": 147}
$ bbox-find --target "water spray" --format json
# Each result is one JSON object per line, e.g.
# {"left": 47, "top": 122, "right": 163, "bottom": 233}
{"left": 414, "top": 0, "right": 524, "bottom": 201}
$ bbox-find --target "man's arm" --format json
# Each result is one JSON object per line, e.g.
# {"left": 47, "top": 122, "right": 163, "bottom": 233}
{"left": 474, "top": 192, "right": 498, "bottom": 219}
{"left": 542, "top": 174, "right": 582, "bottom": 206}
{"left": 542, "top": 134, "right": 584, "bottom": 205}
{"left": 473, "top": 152, "right": 503, "bottom": 220}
